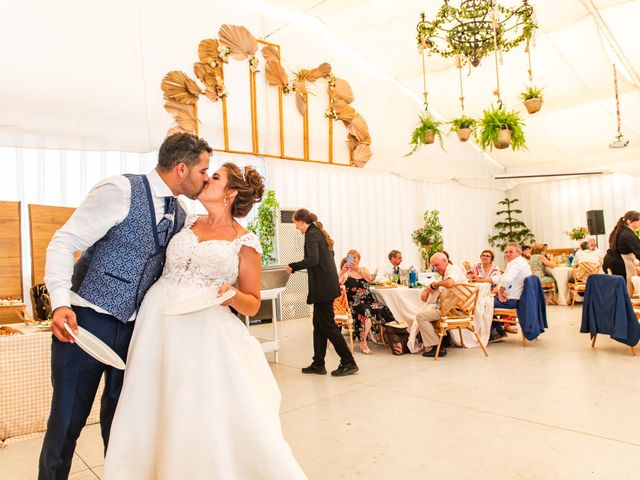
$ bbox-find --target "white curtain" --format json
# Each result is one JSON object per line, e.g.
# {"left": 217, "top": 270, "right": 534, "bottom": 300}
{"left": 265, "top": 158, "right": 505, "bottom": 271}
{"left": 510, "top": 173, "right": 640, "bottom": 250}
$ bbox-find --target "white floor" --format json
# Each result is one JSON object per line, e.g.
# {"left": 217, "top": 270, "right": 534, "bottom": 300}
{"left": 2, "top": 306, "right": 640, "bottom": 479}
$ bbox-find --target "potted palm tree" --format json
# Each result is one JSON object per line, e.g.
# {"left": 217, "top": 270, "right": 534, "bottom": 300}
{"left": 405, "top": 112, "right": 444, "bottom": 155}
{"left": 520, "top": 85, "right": 544, "bottom": 114}
{"left": 448, "top": 115, "right": 476, "bottom": 142}
{"left": 478, "top": 105, "right": 527, "bottom": 151}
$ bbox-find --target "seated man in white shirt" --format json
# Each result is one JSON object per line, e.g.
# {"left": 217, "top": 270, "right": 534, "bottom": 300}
{"left": 415, "top": 252, "right": 467, "bottom": 358}
{"left": 490, "top": 242, "right": 532, "bottom": 340}
{"left": 373, "top": 250, "right": 403, "bottom": 283}
{"left": 573, "top": 240, "right": 601, "bottom": 265}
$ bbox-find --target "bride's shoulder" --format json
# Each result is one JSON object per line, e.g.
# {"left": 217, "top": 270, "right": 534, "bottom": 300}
{"left": 184, "top": 213, "right": 205, "bottom": 228}
{"left": 236, "top": 229, "right": 262, "bottom": 256}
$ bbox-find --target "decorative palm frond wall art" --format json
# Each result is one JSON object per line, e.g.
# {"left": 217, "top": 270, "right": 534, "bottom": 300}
{"left": 160, "top": 24, "right": 371, "bottom": 167}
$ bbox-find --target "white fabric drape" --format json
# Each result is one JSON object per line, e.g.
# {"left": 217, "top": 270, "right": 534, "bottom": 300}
{"left": 265, "top": 158, "right": 504, "bottom": 271}
{"left": 510, "top": 173, "right": 640, "bottom": 250}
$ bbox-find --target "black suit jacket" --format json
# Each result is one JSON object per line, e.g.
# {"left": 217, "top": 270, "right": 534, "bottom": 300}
{"left": 289, "top": 224, "right": 341, "bottom": 304}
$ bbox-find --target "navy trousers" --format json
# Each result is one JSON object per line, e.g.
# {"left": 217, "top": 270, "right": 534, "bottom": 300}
{"left": 38, "top": 307, "right": 134, "bottom": 480}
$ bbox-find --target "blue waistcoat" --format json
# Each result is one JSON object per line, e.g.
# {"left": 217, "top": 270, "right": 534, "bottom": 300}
{"left": 71, "top": 174, "right": 186, "bottom": 322}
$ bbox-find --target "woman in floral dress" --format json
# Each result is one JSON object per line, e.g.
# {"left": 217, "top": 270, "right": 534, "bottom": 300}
{"left": 338, "top": 249, "right": 396, "bottom": 354}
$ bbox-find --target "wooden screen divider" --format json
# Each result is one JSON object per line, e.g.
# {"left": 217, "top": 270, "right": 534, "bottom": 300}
{"left": 0, "top": 201, "right": 24, "bottom": 323}
{"left": 28, "top": 204, "right": 77, "bottom": 287}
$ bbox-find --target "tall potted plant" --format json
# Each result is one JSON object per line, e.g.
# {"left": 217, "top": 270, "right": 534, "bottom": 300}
{"left": 520, "top": 85, "right": 544, "bottom": 114}
{"left": 448, "top": 115, "right": 476, "bottom": 142}
{"left": 405, "top": 112, "right": 444, "bottom": 155}
{"left": 488, "top": 198, "right": 535, "bottom": 251}
{"left": 247, "top": 189, "right": 279, "bottom": 265}
{"left": 478, "top": 105, "right": 526, "bottom": 151}
{"left": 411, "top": 209, "right": 444, "bottom": 267}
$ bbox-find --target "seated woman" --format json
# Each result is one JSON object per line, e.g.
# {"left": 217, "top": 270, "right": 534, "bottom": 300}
{"left": 467, "top": 249, "right": 500, "bottom": 285}
{"left": 529, "top": 243, "right": 557, "bottom": 304}
{"left": 338, "top": 250, "right": 397, "bottom": 355}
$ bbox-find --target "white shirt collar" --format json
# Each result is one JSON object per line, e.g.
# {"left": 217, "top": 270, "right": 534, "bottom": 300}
{"left": 147, "top": 168, "right": 174, "bottom": 198}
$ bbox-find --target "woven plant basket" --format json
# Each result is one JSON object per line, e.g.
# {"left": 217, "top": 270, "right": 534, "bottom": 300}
{"left": 524, "top": 97, "right": 542, "bottom": 114}
{"left": 493, "top": 128, "right": 512, "bottom": 149}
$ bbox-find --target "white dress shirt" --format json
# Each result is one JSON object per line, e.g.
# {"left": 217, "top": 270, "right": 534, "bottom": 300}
{"left": 573, "top": 249, "right": 601, "bottom": 265}
{"left": 498, "top": 255, "right": 532, "bottom": 300}
{"left": 45, "top": 169, "right": 182, "bottom": 318}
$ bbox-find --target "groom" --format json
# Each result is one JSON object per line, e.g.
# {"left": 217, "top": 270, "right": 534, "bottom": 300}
{"left": 38, "top": 133, "right": 212, "bottom": 479}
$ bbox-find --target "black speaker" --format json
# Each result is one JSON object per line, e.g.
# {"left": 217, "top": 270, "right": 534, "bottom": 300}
{"left": 280, "top": 210, "right": 295, "bottom": 224}
{"left": 586, "top": 210, "right": 605, "bottom": 235}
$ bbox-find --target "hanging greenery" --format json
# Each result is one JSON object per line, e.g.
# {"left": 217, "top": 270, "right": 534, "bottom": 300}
{"left": 478, "top": 105, "right": 527, "bottom": 151}
{"left": 488, "top": 198, "right": 535, "bottom": 251}
{"left": 247, "top": 189, "right": 279, "bottom": 265}
{"left": 416, "top": 2, "right": 537, "bottom": 67}
{"left": 406, "top": 112, "right": 444, "bottom": 155}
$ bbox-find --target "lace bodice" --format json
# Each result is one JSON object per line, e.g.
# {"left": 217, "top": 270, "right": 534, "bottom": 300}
{"left": 161, "top": 214, "right": 262, "bottom": 289}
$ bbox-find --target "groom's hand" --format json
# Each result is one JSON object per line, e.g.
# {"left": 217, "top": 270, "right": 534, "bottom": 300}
{"left": 51, "top": 306, "right": 78, "bottom": 342}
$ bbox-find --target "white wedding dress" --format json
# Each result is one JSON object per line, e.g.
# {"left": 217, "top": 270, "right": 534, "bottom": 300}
{"left": 103, "top": 215, "right": 307, "bottom": 479}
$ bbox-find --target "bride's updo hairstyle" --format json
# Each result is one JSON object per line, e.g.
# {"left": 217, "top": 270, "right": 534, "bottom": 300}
{"left": 293, "top": 208, "right": 335, "bottom": 250}
{"left": 222, "top": 162, "right": 265, "bottom": 218}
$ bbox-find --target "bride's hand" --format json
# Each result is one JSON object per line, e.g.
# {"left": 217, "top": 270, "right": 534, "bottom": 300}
{"left": 217, "top": 284, "right": 238, "bottom": 307}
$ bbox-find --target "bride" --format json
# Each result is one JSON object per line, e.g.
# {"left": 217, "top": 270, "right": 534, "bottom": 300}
{"left": 104, "top": 163, "right": 307, "bottom": 479}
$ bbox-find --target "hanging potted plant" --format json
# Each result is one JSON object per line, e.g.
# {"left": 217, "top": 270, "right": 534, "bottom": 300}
{"left": 520, "top": 85, "right": 544, "bottom": 114}
{"left": 448, "top": 115, "right": 476, "bottom": 142}
{"left": 478, "top": 105, "right": 527, "bottom": 151}
{"left": 405, "top": 112, "right": 444, "bottom": 155}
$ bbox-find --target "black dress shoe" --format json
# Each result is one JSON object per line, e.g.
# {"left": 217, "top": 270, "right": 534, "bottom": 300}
{"left": 301, "top": 363, "right": 327, "bottom": 375}
{"left": 422, "top": 346, "right": 447, "bottom": 357}
{"left": 331, "top": 362, "right": 359, "bottom": 377}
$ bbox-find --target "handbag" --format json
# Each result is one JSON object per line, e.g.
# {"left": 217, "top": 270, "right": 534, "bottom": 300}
{"left": 383, "top": 321, "right": 410, "bottom": 355}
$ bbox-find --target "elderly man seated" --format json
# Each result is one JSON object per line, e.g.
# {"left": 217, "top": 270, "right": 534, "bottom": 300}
{"left": 573, "top": 240, "right": 601, "bottom": 265}
{"left": 415, "top": 252, "right": 467, "bottom": 358}
{"left": 490, "top": 242, "right": 532, "bottom": 340}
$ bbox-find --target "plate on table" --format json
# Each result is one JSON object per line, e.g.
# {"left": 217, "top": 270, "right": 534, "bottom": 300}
{"left": 374, "top": 284, "right": 398, "bottom": 289}
{"left": 164, "top": 290, "right": 236, "bottom": 316}
{"left": 64, "top": 324, "right": 125, "bottom": 370}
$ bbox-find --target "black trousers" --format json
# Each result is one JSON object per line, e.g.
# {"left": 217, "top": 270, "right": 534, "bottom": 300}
{"left": 312, "top": 301, "right": 355, "bottom": 366}
{"left": 38, "top": 307, "right": 134, "bottom": 480}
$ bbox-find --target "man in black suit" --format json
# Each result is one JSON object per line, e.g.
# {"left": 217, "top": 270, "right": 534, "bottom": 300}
{"left": 287, "top": 209, "right": 358, "bottom": 377}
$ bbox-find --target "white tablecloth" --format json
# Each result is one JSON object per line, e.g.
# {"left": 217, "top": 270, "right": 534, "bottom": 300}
{"left": 371, "top": 283, "right": 493, "bottom": 350}
{"left": 546, "top": 266, "right": 573, "bottom": 305}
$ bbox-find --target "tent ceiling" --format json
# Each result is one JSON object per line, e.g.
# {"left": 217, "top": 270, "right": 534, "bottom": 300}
{"left": 263, "top": 0, "right": 640, "bottom": 177}
{"left": 1, "top": 0, "right": 639, "bottom": 184}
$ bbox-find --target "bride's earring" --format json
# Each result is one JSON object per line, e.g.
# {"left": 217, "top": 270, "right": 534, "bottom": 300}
{"left": 223, "top": 197, "right": 228, "bottom": 208}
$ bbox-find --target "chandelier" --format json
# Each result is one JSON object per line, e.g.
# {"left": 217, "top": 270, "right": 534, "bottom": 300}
{"left": 416, "top": 0, "right": 536, "bottom": 67}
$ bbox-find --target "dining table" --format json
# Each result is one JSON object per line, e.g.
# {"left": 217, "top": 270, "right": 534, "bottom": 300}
{"left": 371, "top": 282, "right": 493, "bottom": 351}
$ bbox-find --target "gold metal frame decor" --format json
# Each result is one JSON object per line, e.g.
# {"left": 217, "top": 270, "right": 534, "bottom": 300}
{"left": 160, "top": 24, "right": 372, "bottom": 167}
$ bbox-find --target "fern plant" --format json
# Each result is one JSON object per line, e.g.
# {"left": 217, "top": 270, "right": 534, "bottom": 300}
{"left": 405, "top": 112, "right": 444, "bottom": 155}
{"left": 478, "top": 105, "right": 527, "bottom": 151}
{"left": 520, "top": 85, "right": 544, "bottom": 101}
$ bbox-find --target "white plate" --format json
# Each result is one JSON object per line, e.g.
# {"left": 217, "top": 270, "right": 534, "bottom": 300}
{"left": 163, "top": 290, "right": 236, "bottom": 316}
{"left": 64, "top": 324, "right": 126, "bottom": 370}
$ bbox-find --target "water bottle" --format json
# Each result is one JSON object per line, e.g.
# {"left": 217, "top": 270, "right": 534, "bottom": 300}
{"left": 409, "top": 266, "right": 417, "bottom": 288}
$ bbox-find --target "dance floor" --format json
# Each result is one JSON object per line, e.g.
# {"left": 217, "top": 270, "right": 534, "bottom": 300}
{"left": 2, "top": 306, "right": 640, "bottom": 479}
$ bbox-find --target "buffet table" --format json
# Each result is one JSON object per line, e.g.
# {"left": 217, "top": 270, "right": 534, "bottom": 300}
{"left": 371, "top": 283, "right": 493, "bottom": 349}
{"left": 0, "top": 326, "right": 102, "bottom": 446}
{"left": 244, "top": 288, "right": 285, "bottom": 363}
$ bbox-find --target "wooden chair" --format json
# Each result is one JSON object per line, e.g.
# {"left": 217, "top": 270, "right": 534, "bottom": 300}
{"left": 541, "top": 281, "right": 557, "bottom": 304}
{"left": 433, "top": 284, "right": 488, "bottom": 360}
{"left": 568, "top": 262, "right": 600, "bottom": 306}
{"left": 333, "top": 286, "right": 354, "bottom": 353}
{"left": 493, "top": 308, "right": 527, "bottom": 346}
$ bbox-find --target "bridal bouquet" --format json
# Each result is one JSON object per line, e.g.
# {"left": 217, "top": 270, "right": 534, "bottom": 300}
{"left": 565, "top": 226, "right": 589, "bottom": 241}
